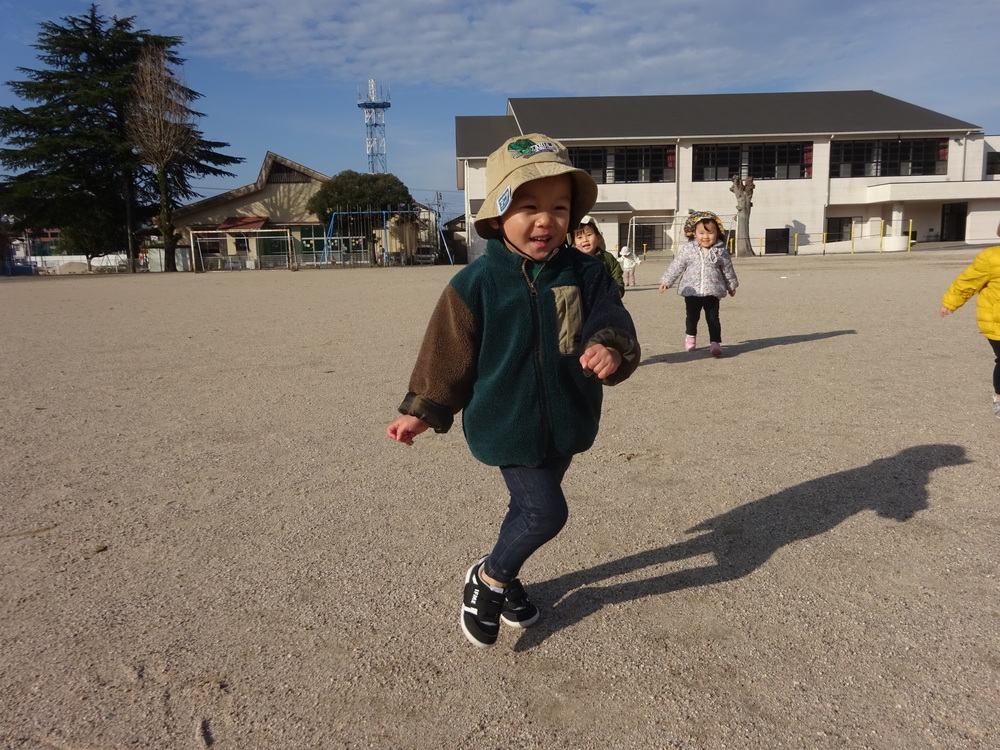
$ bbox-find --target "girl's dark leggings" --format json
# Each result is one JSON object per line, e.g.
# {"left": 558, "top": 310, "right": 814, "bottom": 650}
{"left": 685, "top": 295, "right": 722, "bottom": 342}
{"left": 989, "top": 338, "right": 1000, "bottom": 394}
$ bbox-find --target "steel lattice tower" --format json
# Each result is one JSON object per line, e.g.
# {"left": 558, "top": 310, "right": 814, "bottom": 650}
{"left": 357, "top": 79, "right": 390, "bottom": 173}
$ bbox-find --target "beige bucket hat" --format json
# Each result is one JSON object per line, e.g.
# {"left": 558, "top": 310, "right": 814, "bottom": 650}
{"left": 473, "top": 134, "right": 598, "bottom": 240}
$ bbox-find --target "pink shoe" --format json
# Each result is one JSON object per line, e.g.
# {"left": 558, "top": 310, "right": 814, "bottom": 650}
{"left": 685, "top": 335, "right": 696, "bottom": 352}
{"left": 710, "top": 342, "right": 723, "bottom": 357}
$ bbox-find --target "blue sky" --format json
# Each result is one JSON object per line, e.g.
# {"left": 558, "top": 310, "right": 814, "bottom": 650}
{"left": 2, "top": 0, "right": 998, "bottom": 221}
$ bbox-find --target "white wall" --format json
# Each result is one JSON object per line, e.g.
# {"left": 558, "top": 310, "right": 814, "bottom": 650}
{"left": 597, "top": 182, "right": 675, "bottom": 213}
{"left": 906, "top": 204, "right": 943, "bottom": 241}
{"left": 967, "top": 202, "right": 1000, "bottom": 242}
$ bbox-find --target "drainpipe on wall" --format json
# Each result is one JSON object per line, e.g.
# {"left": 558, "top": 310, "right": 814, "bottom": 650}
{"left": 675, "top": 138, "right": 682, "bottom": 219}
{"left": 825, "top": 135, "right": 834, "bottom": 232}
{"left": 961, "top": 131, "right": 971, "bottom": 182}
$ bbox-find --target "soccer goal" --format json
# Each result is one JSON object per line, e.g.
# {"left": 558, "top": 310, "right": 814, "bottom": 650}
{"left": 626, "top": 213, "right": 736, "bottom": 257}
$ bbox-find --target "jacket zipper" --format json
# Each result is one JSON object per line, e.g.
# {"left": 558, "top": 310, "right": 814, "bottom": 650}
{"left": 698, "top": 246, "right": 708, "bottom": 296}
{"left": 522, "top": 261, "right": 551, "bottom": 455}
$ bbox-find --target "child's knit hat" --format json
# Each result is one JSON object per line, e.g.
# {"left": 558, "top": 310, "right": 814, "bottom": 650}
{"left": 474, "top": 134, "right": 597, "bottom": 240}
{"left": 684, "top": 210, "right": 724, "bottom": 238}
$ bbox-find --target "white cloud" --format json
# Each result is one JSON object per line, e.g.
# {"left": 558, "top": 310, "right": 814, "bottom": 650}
{"left": 102, "top": 0, "right": 996, "bottom": 120}
{"left": 6, "top": 1, "right": 998, "bottom": 186}
{"left": 20, "top": 0, "right": 995, "bottom": 193}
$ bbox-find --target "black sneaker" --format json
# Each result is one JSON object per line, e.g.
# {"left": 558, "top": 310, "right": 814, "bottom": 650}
{"left": 501, "top": 578, "right": 539, "bottom": 628}
{"left": 461, "top": 558, "right": 505, "bottom": 648}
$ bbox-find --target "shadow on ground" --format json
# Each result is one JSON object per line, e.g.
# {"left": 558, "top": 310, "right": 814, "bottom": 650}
{"left": 513, "top": 444, "right": 968, "bottom": 651}
{"left": 621, "top": 285, "right": 660, "bottom": 294}
{"left": 640, "top": 329, "right": 857, "bottom": 365}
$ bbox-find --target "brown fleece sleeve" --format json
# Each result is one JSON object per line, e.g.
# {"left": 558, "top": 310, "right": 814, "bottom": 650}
{"left": 398, "top": 285, "right": 479, "bottom": 432}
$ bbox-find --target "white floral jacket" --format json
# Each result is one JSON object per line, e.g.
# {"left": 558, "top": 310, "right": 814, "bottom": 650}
{"left": 659, "top": 240, "right": 739, "bottom": 298}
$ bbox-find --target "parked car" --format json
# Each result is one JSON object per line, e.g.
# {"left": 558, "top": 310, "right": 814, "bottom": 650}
{"left": 414, "top": 246, "right": 437, "bottom": 265}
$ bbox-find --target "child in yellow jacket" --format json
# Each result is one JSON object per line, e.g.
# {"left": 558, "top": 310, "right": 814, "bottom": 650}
{"left": 940, "top": 242, "right": 1000, "bottom": 419}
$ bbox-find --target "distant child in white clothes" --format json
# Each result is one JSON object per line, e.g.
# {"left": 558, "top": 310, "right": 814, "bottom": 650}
{"left": 619, "top": 244, "right": 641, "bottom": 287}
{"left": 658, "top": 211, "right": 738, "bottom": 357}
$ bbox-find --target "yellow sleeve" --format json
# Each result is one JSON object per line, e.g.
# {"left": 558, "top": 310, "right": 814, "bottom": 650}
{"left": 941, "top": 253, "right": 990, "bottom": 310}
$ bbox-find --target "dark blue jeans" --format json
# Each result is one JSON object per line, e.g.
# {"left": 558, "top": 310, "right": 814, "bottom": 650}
{"left": 990, "top": 338, "right": 1000, "bottom": 393}
{"left": 685, "top": 295, "right": 722, "bottom": 342}
{"left": 483, "top": 454, "right": 573, "bottom": 585}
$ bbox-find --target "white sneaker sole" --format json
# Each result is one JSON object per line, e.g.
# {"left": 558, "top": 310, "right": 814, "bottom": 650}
{"left": 501, "top": 610, "right": 539, "bottom": 629}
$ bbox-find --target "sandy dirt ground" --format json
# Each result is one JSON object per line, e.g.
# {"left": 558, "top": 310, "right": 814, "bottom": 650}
{"left": 1, "top": 247, "right": 998, "bottom": 749}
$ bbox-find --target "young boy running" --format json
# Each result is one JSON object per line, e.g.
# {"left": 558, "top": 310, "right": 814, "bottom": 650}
{"left": 387, "top": 134, "right": 640, "bottom": 647}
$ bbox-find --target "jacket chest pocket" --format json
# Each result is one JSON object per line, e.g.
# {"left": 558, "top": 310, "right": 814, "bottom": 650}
{"left": 552, "top": 285, "right": 583, "bottom": 354}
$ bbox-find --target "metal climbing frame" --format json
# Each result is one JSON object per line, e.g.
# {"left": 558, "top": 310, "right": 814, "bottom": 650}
{"left": 323, "top": 207, "right": 452, "bottom": 267}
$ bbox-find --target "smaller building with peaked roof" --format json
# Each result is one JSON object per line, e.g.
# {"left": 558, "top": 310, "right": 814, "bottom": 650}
{"left": 169, "top": 152, "right": 444, "bottom": 270}
{"left": 170, "top": 152, "right": 331, "bottom": 269}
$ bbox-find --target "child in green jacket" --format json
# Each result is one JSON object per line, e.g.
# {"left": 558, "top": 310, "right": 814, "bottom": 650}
{"left": 571, "top": 215, "right": 625, "bottom": 296}
{"left": 387, "top": 133, "right": 640, "bottom": 648}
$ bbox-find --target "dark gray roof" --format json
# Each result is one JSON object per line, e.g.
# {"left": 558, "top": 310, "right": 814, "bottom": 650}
{"left": 455, "top": 92, "right": 980, "bottom": 155}
{"left": 469, "top": 199, "right": 631, "bottom": 218}
{"left": 455, "top": 116, "right": 519, "bottom": 159}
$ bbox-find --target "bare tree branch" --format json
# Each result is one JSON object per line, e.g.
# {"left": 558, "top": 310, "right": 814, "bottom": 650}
{"left": 126, "top": 45, "right": 198, "bottom": 271}
{"left": 127, "top": 45, "right": 198, "bottom": 170}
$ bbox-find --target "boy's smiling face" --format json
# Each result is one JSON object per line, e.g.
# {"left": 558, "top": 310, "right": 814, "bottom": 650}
{"left": 573, "top": 225, "right": 601, "bottom": 255}
{"left": 490, "top": 174, "right": 572, "bottom": 261}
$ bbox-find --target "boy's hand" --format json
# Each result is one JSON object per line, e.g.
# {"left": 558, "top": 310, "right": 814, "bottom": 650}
{"left": 728, "top": 289, "right": 737, "bottom": 297}
{"left": 658, "top": 284, "right": 668, "bottom": 293}
{"left": 580, "top": 344, "right": 622, "bottom": 380}
{"left": 939, "top": 306, "right": 953, "bottom": 317}
{"left": 387, "top": 415, "right": 430, "bottom": 446}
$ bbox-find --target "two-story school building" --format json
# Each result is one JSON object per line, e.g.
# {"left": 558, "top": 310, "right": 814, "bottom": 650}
{"left": 455, "top": 91, "right": 1000, "bottom": 258}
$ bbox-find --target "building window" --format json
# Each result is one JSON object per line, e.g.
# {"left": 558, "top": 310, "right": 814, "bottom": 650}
{"left": 830, "top": 138, "right": 947, "bottom": 178}
{"left": 987, "top": 152, "right": 1000, "bottom": 175}
{"left": 569, "top": 147, "right": 607, "bottom": 183}
{"left": 693, "top": 142, "right": 812, "bottom": 181}
{"left": 259, "top": 237, "right": 288, "bottom": 255}
{"left": 692, "top": 144, "right": 741, "bottom": 181}
{"left": 611, "top": 146, "right": 675, "bottom": 183}
{"left": 569, "top": 145, "right": 676, "bottom": 183}
{"left": 826, "top": 217, "right": 853, "bottom": 242}
{"left": 267, "top": 163, "right": 309, "bottom": 183}
{"left": 746, "top": 142, "right": 812, "bottom": 179}
{"left": 299, "top": 225, "right": 326, "bottom": 256}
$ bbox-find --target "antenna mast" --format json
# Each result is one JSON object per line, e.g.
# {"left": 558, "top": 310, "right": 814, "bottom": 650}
{"left": 357, "top": 79, "right": 391, "bottom": 173}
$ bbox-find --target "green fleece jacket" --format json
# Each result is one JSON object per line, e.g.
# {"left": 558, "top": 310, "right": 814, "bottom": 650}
{"left": 593, "top": 247, "right": 625, "bottom": 296}
{"left": 398, "top": 240, "right": 640, "bottom": 467}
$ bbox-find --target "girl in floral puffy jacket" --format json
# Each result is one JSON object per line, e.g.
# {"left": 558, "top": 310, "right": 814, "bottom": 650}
{"left": 659, "top": 211, "right": 739, "bottom": 357}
